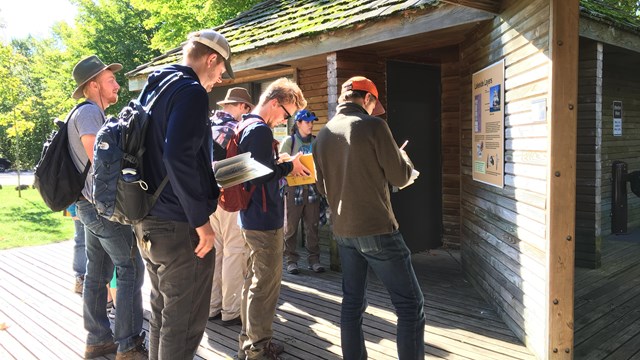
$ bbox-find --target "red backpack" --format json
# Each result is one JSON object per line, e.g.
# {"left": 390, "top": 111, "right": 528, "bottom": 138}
{"left": 217, "top": 118, "right": 269, "bottom": 212}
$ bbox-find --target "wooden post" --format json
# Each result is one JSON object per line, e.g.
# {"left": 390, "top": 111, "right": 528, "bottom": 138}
{"left": 547, "top": 0, "right": 578, "bottom": 358}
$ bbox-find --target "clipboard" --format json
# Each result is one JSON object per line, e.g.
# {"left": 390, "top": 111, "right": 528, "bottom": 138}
{"left": 285, "top": 153, "right": 316, "bottom": 186}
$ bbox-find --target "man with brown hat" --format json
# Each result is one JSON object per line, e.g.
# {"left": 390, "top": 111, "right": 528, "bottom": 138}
{"left": 131, "top": 29, "right": 232, "bottom": 359}
{"left": 313, "top": 76, "right": 425, "bottom": 360}
{"left": 208, "top": 87, "right": 254, "bottom": 326}
{"left": 67, "top": 55, "right": 147, "bottom": 359}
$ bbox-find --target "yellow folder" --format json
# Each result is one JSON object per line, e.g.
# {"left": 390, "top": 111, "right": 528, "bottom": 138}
{"left": 285, "top": 153, "right": 316, "bottom": 186}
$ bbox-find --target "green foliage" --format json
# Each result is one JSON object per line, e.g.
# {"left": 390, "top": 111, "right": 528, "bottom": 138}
{"left": 71, "top": 0, "right": 162, "bottom": 113}
{"left": 0, "top": 0, "right": 259, "bottom": 169}
{"left": 0, "top": 187, "right": 74, "bottom": 249}
{"left": 129, "top": 0, "right": 262, "bottom": 52}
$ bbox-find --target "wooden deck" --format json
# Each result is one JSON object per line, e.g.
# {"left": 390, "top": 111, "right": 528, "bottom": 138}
{"left": 0, "top": 240, "right": 535, "bottom": 359}
{"left": 574, "top": 232, "right": 640, "bottom": 360}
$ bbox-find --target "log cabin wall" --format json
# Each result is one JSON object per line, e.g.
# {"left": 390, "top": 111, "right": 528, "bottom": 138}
{"left": 297, "top": 59, "right": 331, "bottom": 134}
{"left": 599, "top": 46, "right": 640, "bottom": 236}
{"left": 441, "top": 60, "right": 462, "bottom": 247}
{"left": 576, "top": 38, "right": 603, "bottom": 269}
{"left": 459, "top": 0, "right": 551, "bottom": 357}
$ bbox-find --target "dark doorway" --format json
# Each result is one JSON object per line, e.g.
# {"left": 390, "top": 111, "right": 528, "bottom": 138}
{"left": 386, "top": 61, "right": 442, "bottom": 252}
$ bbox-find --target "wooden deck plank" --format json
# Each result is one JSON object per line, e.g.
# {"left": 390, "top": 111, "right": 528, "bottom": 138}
{"left": 574, "top": 233, "right": 640, "bottom": 360}
{"left": 0, "top": 241, "right": 534, "bottom": 359}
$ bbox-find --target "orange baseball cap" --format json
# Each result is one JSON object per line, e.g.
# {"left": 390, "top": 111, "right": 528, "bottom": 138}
{"left": 341, "top": 76, "right": 385, "bottom": 116}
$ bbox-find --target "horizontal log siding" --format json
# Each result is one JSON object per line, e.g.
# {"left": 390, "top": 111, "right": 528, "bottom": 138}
{"left": 459, "top": 0, "right": 550, "bottom": 357}
{"left": 441, "top": 61, "right": 462, "bottom": 247}
{"left": 600, "top": 49, "right": 640, "bottom": 235}
{"left": 298, "top": 64, "right": 331, "bottom": 135}
{"left": 575, "top": 39, "right": 603, "bottom": 268}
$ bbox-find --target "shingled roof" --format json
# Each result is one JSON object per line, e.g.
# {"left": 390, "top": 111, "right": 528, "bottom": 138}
{"left": 127, "top": 0, "right": 640, "bottom": 78}
{"left": 580, "top": 0, "right": 640, "bottom": 35}
{"left": 126, "top": 0, "right": 440, "bottom": 77}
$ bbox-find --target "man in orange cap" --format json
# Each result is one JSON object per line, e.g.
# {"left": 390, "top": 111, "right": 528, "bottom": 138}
{"left": 313, "top": 76, "right": 425, "bottom": 360}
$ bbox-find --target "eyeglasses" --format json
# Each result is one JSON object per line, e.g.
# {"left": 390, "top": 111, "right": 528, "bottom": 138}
{"left": 280, "top": 104, "right": 292, "bottom": 121}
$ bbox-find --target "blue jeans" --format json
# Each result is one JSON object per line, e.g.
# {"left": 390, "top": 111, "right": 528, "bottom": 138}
{"left": 335, "top": 230, "right": 425, "bottom": 360}
{"left": 76, "top": 200, "right": 145, "bottom": 353}
{"left": 72, "top": 219, "right": 86, "bottom": 277}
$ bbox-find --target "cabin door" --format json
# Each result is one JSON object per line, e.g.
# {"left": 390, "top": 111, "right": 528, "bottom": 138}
{"left": 386, "top": 61, "right": 442, "bottom": 252}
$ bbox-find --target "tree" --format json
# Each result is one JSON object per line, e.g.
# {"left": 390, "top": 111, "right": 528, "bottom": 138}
{"left": 129, "top": 0, "right": 262, "bottom": 52}
{"left": 598, "top": 0, "right": 640, "bottom": 17}
{"left": 70, "top": 0, "right": 162, "bottom": 113}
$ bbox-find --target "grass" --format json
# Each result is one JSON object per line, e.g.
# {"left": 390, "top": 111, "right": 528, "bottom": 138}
{"left": 0, "top": 186, "right": 74, "bottom": 250}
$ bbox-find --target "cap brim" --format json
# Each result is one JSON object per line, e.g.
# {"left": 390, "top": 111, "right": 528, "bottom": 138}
{"left": 224, "top": 58, "right": 234, "bottom": 79}
{"left": 372, "top": 100, "right": 385, "bottom": 116}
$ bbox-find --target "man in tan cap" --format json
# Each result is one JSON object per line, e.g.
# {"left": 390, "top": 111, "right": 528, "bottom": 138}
{"left": 313, "top": 76, "right": 425, "bottom": 360}
{"left": 67, "top": 55, "right": 147, "bottom": 359}
{"left": 132, "top": 29, "right": 233, "bottom": 359}
{"left": 208, "top": 87, "right": 254, "bottom": 326}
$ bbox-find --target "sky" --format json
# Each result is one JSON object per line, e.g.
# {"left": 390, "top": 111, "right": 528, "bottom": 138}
{"left": 0, "top": 0, "right": 77, "bottom": 43}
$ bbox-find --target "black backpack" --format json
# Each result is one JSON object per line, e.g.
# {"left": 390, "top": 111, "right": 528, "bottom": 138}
{"left": 92, "top": 73, "right": 188, "bottom": 224}
{"left": 34, "top": 102, "right": 90, "bottom": 212}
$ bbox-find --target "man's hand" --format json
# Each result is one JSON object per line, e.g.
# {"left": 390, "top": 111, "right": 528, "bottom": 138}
{"left": 289, "top": 152, "right": 310, "bottom": 177}
{"left": 194, "top": 221, "right": 215, "bottom": 258}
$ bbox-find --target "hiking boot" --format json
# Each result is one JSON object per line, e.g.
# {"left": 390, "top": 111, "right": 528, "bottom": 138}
{"left": 286, "top": 263, "right": 299, "bottom": 275}
{"left": 84, "top": 340, "right": 117, "bottom": 359}
{"left": 238, "top": 340, "right": 284, "bottom": 360}
{"left": 115, "top": 332, "right": 147, "bottom": 360}
{"left": 221, "top": 316, "right": 241, "bottom": 327}
{"left": 263, "top": 340, "right": 285, "bottom": 360}
{"left": 75, "top": 276, "right": 84, "bottom": 294}
{"left": 309, "top": 263, "right": 325, "bottom": 273}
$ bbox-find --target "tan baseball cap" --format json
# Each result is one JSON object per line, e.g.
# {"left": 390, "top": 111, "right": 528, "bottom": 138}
{"left": 187, "top": 29, "right": 234, "bottom": 79}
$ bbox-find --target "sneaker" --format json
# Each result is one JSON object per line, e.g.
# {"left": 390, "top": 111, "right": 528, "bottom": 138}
{"left": 84, "top": 340, "right": 117, "bottom": 359}
{"left": 221, "top": 316, "right": 241, "bottom": 327}
{"left": 309, "top": 263, "right": 325, "bottom": 273}
{"left": 108, "top": 306, "right": 116, "bottom": 320}
{"left": 286, "top": 263, "right": 299, "bottom": 275}
{"left": 115, "top": 332, "right": 147, "bottom": 360}
{"left": 75, "top": 276, "right": 84, "bottom": 294}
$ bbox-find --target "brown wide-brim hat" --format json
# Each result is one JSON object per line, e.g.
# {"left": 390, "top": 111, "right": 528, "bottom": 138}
{"left": 216, "top": 87, "right": 255, "bottom": 110}
{"left": 72, "top": 55, "right": 122, "bottom": 100}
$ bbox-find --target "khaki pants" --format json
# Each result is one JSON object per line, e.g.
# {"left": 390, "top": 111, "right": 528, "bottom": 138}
{"left": 209, "top": 207, "right": 248, "bottom": 321}
{"left": 238, "top": 228, "right": 283, "bottom": 359}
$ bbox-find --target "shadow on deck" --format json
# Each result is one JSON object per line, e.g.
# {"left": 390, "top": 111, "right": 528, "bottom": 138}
{"left": 0, "top": 241, "right": 534, "bottom": 359}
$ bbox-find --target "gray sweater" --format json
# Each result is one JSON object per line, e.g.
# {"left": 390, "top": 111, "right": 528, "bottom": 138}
{"left": 313, "top": 102, "right": 413, "bottom": 237}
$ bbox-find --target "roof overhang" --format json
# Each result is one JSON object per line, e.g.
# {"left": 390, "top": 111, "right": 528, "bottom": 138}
{"left": 580, "top": 16, "right": 640, "bottom": 53}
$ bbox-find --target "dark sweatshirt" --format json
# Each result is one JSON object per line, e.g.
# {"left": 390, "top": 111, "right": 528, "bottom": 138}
{"left": 238, "top": 115, "right": 293, "bottom": 230}
{"left": 313, "top": 102, "right": 413, "bottom": 237}
{"left": 140, "top": 65, "right": 218, "bottom": 228}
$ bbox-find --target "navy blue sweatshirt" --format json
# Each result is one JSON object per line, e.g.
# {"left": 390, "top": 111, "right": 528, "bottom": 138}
{"left": 238, "top": 116, "right": 293, "bottom": 230}
{"left": 140, "top": 65, "right": 218, "bottom": 228}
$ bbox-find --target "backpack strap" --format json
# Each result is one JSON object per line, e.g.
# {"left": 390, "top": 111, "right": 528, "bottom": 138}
{"left": 138, "top": 72, "right": 193, "bottom": 197}
{"left": 67, "top": 101, "right": 92, "bottom": 176}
